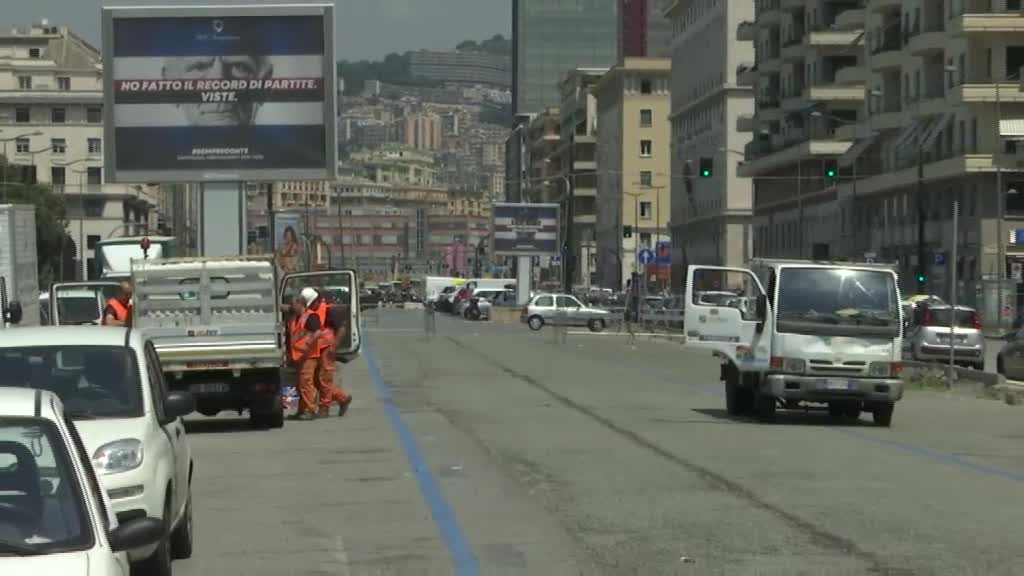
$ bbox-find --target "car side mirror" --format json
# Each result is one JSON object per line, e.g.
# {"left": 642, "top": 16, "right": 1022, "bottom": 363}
{"left": 164, "top": 390, "right": 195, "bottom": 419}
{"left": 109, "top": 517, "right": 164, "bottom": 552}
{"left": 5, "top": 301, "right": 23, "bottom": 325}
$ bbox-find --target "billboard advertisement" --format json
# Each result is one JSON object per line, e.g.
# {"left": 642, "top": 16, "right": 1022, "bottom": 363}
{"left": 492, "top": 203, "right": 560, "bottom": 256}
{"left": 102, "top": 5, "right": 337, "bottom": 182}
{"left": 273, "top": 211, "right": 304, "bottom": 275}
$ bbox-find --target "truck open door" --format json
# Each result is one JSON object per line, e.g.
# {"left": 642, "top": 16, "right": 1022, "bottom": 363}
{"left": 49, "top": 282, "right": 120, "bottom": 326}
{"left": 684, "top": 266, "right": 771, "bottom": 370}
{"left": 280, "top": 270, "right": 361, "bottom": 362}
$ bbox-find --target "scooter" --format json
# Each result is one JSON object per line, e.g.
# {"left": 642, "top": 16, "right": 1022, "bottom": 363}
{"left": 463, "top": 297, "right": 482, "bottom": 321}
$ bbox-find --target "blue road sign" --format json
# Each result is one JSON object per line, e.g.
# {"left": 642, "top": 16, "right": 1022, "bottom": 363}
{"left": 934, "top": 253, "right": 946, "bottom": 266}
{"left": 638, "top": 249, "right": 655, "bottom": 265}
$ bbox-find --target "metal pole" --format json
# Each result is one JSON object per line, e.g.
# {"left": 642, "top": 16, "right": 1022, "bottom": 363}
{"left": 336, "top": 185, "right": 345, "bottom": 267}
{"left": 78, "top": 171, "right": 85, "bottom": 281}
{"left": 916, "top": 142, "right": 926, "bottom": 294}
{"left": 797, "top": 160, "right": 803, "bottom": 258}
{"left": 2, "top": 140, "right": 7, "bottom": 204}
{"left": 949, "top": 199, "right": 959, "bottom": 384}
{"left": 996, "top": 78, "right": 1006, "bottom": 332}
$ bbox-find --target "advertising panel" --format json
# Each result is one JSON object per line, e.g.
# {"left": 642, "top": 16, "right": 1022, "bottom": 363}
{"left": 492, "top": 203, "right": 560, "bottom": 256}
{"left": 273, "top": 212, "right": 304, "bottom": 276}
{"left": 103, "top": 5, "right": 336, "bottom": 182}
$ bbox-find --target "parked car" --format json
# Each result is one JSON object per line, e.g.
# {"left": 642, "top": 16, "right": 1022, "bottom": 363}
{"left": 521, "top": 293, "right": 610, "bottom": 332}
{"left": 0, "top": 388, "right": 166, "bottom": 576}
{"left": 996, "top": 328, "right": 1024, "bottom": 379}
{"left": 456, "top": 288, "right": 513, "bottom": 320}
{"left": 0, "top": 327, "right": 196, "bottom": 575}
{"left": 904, "top": 304, "right": 985, "bottom": 369}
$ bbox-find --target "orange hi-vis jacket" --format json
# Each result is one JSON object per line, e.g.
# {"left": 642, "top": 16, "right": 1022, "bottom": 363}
{"left": 289, "top": 310, "right": 321, "bottom": 363}
{"left": 104, "top": 298, "right": 132, "bottom": 325}
{"left": 312, "top": 302, "right": 337, "bottom": 353}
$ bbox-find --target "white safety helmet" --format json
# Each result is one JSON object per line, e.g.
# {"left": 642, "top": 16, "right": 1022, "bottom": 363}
{"left": 300, "top": 287, "right": 319, "bottom": 305}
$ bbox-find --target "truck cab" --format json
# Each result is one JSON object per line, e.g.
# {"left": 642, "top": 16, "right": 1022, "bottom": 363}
{"left": 684, "top": 260, "right": 904, "bottom": 426}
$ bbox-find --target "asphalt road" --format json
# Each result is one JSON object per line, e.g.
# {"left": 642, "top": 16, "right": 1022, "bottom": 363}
{"left": 175, "top": 309, "right": 1024, "bottom": 576}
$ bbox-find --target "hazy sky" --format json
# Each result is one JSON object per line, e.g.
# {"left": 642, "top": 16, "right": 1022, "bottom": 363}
{"left": 2, "top": 0, "right": 511, "bottom": 61}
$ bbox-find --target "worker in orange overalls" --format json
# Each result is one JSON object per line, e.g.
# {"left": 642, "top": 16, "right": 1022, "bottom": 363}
{"left": 102, "top": 280, "right": 134, "bottom": 327}
{"left": 306, "top": 288, "right": 353, "bottom": 417}
{"left": 289, "top": 292, "right": 321, "bottom": 421}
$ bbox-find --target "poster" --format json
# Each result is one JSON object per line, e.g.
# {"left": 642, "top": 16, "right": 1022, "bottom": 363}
{"left": 492, "top": 203, "right": 560, "bottom": 256}
{"left": 103, "top": 6, "right": 336, "bottom": 182}
{"left": 273, "top": 212, "right": 303, "bottom": 276}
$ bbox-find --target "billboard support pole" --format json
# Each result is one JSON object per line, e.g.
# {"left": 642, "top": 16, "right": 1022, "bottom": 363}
{"left": 200, "top": 182, "right": 246, "bottom": 257}
{"left": 517, "top": 256, "right": 532, "bottom": 306}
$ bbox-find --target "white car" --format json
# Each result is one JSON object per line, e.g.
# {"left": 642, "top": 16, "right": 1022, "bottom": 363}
{"left": 0, "top": 327, "right": 195, "bottom": 575}
{"left": 0, "top": 387, "right": 165, "bottom": 575}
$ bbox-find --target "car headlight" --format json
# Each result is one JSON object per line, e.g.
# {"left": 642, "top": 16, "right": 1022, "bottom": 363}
{"left": 92, "top": 439, "right": 144, "bottom": 475}
{"left": 869, "top": 362, "right": 902, "bottom": 378}
{"left": 770, "top": 356, "right": 805, "bottom": 374}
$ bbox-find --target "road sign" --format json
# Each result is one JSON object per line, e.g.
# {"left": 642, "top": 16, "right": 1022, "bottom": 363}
{"left": 863, "top": 251, "right": 877, "bottom": 264}
{"left": 934, "top": 253, "right": 946, "bottom": 266}
{"left": 638, "top": 249, "right": 655, "bottom": 265}
{"left": 551, "top": 255, "right": 561, "bottom": 265}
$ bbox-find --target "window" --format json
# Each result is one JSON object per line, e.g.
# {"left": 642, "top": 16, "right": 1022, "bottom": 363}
{"left": 15, "top": 107, "right": 29, "bottom": 123}
{"left": 640, "top": 140, "right": 652, "bottom": 157}
{"left": 640, "top": 109, "right": 653, "bottom": 127}
{"left": 57, "top": 76, "right": 70, "bottom": 91}
{"left": 15, "top": 138, "right": 29, "bottom": 154}
{"left": 88, "top": 138, "right": 101, "bottom": 155}
{"left": 556, "top": 295, "right": 582, "bottom": 309}
{"left": 640, "top": 79, "right": 652, "bottom": 94}
{"left": 534, "top": 295, "right": 554, "bottom": 307}
{"left": 87, "top": 166, "right": 102, "bottom": 185}
{"left": 640, "top": 232, "right": 652, "bottom": 247}
{"left": 51, "top": 107, "right": 66, "bottom": 123}
{"left": 51, "top": 138, "right": 67, "bottom": 154}
{"left": 145, "top": 343, "right": 169, "bottom": 424}
{"left": 18, "top": 76, "right": 32, "bottom": 90}
{"left": 86, "top": 235, "right": 101, "bottom": 249}
{"left": 28, "top": 47, "right": 40, "bottom": 58}
{"left": 86, "top": 107, "right": 101, "bottom": 123}
{"left": 51, "top": 166, "right": 66, "bottom": 187}
{"left": 640, "top": 171, "right": 653, "bottom": 186}
{"left": 640, "top": 201, "right": 653, "bottom": 219}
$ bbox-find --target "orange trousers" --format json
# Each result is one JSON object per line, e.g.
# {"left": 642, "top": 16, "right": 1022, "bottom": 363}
{"left": 316, "top": 351, "right": 350, "bottom": 413}
{"left": 297, "top": 358, "right": 319, "bottom": 414}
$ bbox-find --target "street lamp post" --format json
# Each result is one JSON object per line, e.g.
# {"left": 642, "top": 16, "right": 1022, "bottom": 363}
{"left": 54, "top": 158, "right": 91, "bottom": 280}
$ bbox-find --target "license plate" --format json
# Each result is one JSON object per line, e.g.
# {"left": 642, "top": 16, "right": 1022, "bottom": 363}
{"left": 820, "top": 379, "right": 850, "bottom": 391}
{"left": 190, "top": 383, "right": 230, "bottom": 394}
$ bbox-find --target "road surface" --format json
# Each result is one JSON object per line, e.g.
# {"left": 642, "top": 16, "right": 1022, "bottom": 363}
{"left": 175, "top": 309, "right": 1024, "bottom": 575}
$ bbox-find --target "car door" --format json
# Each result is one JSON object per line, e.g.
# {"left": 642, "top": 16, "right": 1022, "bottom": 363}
{"left": 144, "top": 341, "right": 189, "bottom": 517}
{"left": 49, "top": 282, "right": 120, "bottom": 326}
{"left": 532, "top": 294, "right": 556, "bottom": 323}
{"left": 281, "top": 270, "right": 362, "bottom": 359}
{"left": 556, "top": 295, "right": 585, "bottom": 326}
{"left": 684, "top": 266, "right": 771, "bottom": 370}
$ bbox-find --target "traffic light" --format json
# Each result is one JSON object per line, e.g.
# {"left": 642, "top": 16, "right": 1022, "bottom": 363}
{"left": 699, "top": 157, "right": 713, "bottom": 178}
{"left": 917, "top": 273, "right": 927, "bottom": 290}
{"left": 623, "top": 225, "right": 633, "bottom": 238}
{"left": 824, "top": 160, "right": 838, "bottom": 184}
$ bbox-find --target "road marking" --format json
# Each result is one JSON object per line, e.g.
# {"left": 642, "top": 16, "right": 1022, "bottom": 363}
{"left": 566, "top": 330, "right": 685, "bottom": 338}
{"left": 836, "top": 429, "right": 1024, "bottom": 484}
{"left": 364, "top": 338, "right": 480, "bottom": 576}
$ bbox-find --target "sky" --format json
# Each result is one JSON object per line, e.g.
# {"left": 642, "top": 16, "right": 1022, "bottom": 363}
{"left": 1, "top": 0, "right": 511, "bottom": 61}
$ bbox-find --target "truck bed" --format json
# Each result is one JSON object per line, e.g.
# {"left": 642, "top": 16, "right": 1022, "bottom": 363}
{"left": 132, "top": 257, "right": 283, "bottom": 372}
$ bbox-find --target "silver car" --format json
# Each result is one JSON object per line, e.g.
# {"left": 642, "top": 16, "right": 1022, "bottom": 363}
{"left": 522, "top": 293, "right": 610, "bottom": 332}
{"left": 904, "top": 304, "right": 985, "bottom": 369}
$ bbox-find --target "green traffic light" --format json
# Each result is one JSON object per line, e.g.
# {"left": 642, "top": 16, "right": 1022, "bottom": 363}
{"left": 826, "top": 170, "right": 836, "bottom": 178}
{"left": 702, "top": 170, "right": 711, "bottom": 177}
{"left": 917, "top": 275, "right": 926, "bottom": 283}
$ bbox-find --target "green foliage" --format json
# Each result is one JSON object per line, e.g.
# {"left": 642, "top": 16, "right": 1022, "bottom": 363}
{"left": 0, "top": 162, "right": 74, "bottom": 289}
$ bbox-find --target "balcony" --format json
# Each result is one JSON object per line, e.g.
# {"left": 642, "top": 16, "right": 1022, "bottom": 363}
{"left": 781, "top": 38, "right": 806, "bottom": 61}
{"left": 951, "top": 83, "right": 1024, "bottom": 104}
{"left": 780, "top": 0, "right": 803, "bottom": 10}
{"left": 737, "top": 20, "right": 756, "bottom": 41}
{"left": 807, "top": 84, "right": 865, "bottom": 103}
{"left": 834, "top": 8, "right": 866, "bottom": 31}
{"left": 869, "top": 0, "right": 901, "bottom": 14}
{"left": 834, "top": 66, "right": 866, "bottom": 85}
{"left": 870, "top": 43, "right": 904, "bottom": 71}
{"left": 738, "top": 138, "right": 853, "bottom": 177}
{"left": 950, "top": 13, "right": 1024, "bottom": 35}
{"left": 906, "top": 28, "right": 945, "bottom": 56}
{"left": 737, "top": 63, "right": 757, "bottom": 86}
{"left": 807, "top": 29, "right": 863, "bottom": 49}
{"left": 758, "top": 0, "right": 781, "bottom": 27}
{"left": 869, "top": 110, "right": 904, "bottom": 131}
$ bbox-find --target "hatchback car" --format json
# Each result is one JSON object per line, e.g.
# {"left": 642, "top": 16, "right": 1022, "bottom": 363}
{"left": 522, "top": 293, "right": 610, "bottom": 332}
{"left": 0, "top": 388, "right": 164, "bottom": 576}
{"left": 904, "top": 304, "right": 985, "bottom": 368}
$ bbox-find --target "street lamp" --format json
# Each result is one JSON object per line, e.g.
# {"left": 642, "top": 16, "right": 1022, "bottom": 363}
{"left": 54, "top": 158, "right": 92, "bottom": 281}
{"left": 1, "top": 131, "right": 43, "bottom": 202}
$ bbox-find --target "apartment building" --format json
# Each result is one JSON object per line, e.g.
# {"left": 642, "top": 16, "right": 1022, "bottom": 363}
{"left": 0, "top": 21, "right": 158, "bottom": 278}
{"left": 524, "top": 108, "right": 563, "bottom": 204}
{"left": 743, "top": 0, "right": 1024, "bottom": 316}
{"left": 663, "top": 0, "right": 755, "bottom": 288}
{"left": 594, "top": 58, "right": 672, "bottom": 290}
{"left": 409, "top": 50, "right": 512, "bottom": 88}
{"left": 560, "top": 68, "right": 607, "bottom": 287}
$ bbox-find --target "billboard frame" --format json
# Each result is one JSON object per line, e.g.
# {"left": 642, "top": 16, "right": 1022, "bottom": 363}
{"left": 102, "top": 3, "right": 338, "bottom": 183}
{"left": 491, "top": 202, "right": 561, "bottom": 257}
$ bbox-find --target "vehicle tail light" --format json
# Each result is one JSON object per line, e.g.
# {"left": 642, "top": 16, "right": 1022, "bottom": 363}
{"left": 921, "top": 308, "right": 935, "bottom": 326}
{"left": 770, "top": 356, "right": 804, "bottom": 373}
{"left": 971, "top": 312, "right": 982, "bottom": 330}
{"left": 251, "top": 382, "right": 274, "bottom": 393}
{"left": 871, "top": 361, "right": 903, "bottom": 378}
{"left": 891, "top": 362, "right": 904, "bottom": 377}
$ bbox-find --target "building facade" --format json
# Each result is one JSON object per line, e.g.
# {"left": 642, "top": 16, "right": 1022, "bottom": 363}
{"left": 741, "top": 0, "right": 1024, "bottom": 321}
{"left": 0, "top": 21, "right": 158, "bottom": 279}
{"left": 594, "top": 58, "right": 673, "bottom": 290}
{"left": 664, "top": 0, "right": 755, "bottom": 288}
{"left": 620, "top": 0, "right": 673, "bottom": 59}
{"left": 512, "top": 0, "right": 620, "bottom": 115}
{"left": 399, "top": 113, "right": 443, "bottom": 151}
{"left": 409, "top": 50, "right": 512, "bottom": 88}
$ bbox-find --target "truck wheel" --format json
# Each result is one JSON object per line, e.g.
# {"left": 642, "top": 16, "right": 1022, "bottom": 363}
{"left": 267, "top": 405, "right": 285, "bottom": 429}
{"left": 527, "top": 315, "right": 544, "bottom": 331}
{"left": 843, "top": 403, "right": 862, "bottom": 419}
{"left": 754, "top": 388, "right": 776, "bottom": 423}
{"left": 724, "top": 367, "right": 742, "bottom": 416}
{"left": 198, "top": 408, "right": 219, "bottom": 418}
{"left": 872, "top": 403, "right": 894, "bottom": 427}
{"left": 587, "top": 319, "right": 605, "bottom": 333}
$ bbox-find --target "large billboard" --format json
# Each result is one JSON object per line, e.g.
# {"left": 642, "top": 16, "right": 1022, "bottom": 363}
{"left": 102, "top": 5, "right": 337, "bottom": 183}
{"left": 492, "top": 203, "right": 560, "bottom": 256}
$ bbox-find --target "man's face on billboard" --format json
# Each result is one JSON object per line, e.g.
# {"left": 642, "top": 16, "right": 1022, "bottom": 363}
{"left": 162, "top": 55, "right": 271, "bottom": 126}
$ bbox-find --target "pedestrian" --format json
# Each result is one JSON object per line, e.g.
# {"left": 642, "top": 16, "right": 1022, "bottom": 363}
{"left": 288, "top": 293, "right": 320, "bottom": 421}
{"left": 306, "top": 287, "right": 353, "bottom": 417}
{"left": 102, "top": 280, "right": 134, "bottom": 327}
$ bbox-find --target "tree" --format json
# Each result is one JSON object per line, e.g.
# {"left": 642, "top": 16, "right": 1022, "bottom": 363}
{"left": 0, "top": 161, "right": 75, "bottom": 289}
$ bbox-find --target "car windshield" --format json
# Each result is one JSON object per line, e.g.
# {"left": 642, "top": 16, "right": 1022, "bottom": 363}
{"left": 923, "top": 308, "right": 977, "bottom": 328}
{"left": 55, "top": 296, "right": 103, "bottom": 326}
{"left": 777, "top": 268, "right": 899, "bottom": 326}
{"left": 0, "top": 418, "right": 92, "bottom": 554}
{"left": 0, "top": 347, "right": 143, "bottom": 419}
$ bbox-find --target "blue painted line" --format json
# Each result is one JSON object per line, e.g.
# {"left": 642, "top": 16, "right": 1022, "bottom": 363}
{"left": 363, "top": 338, "right": 480, "bottom": 576}
{"left": 836, "top": 428, "right": 1024, "bottom": 484}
